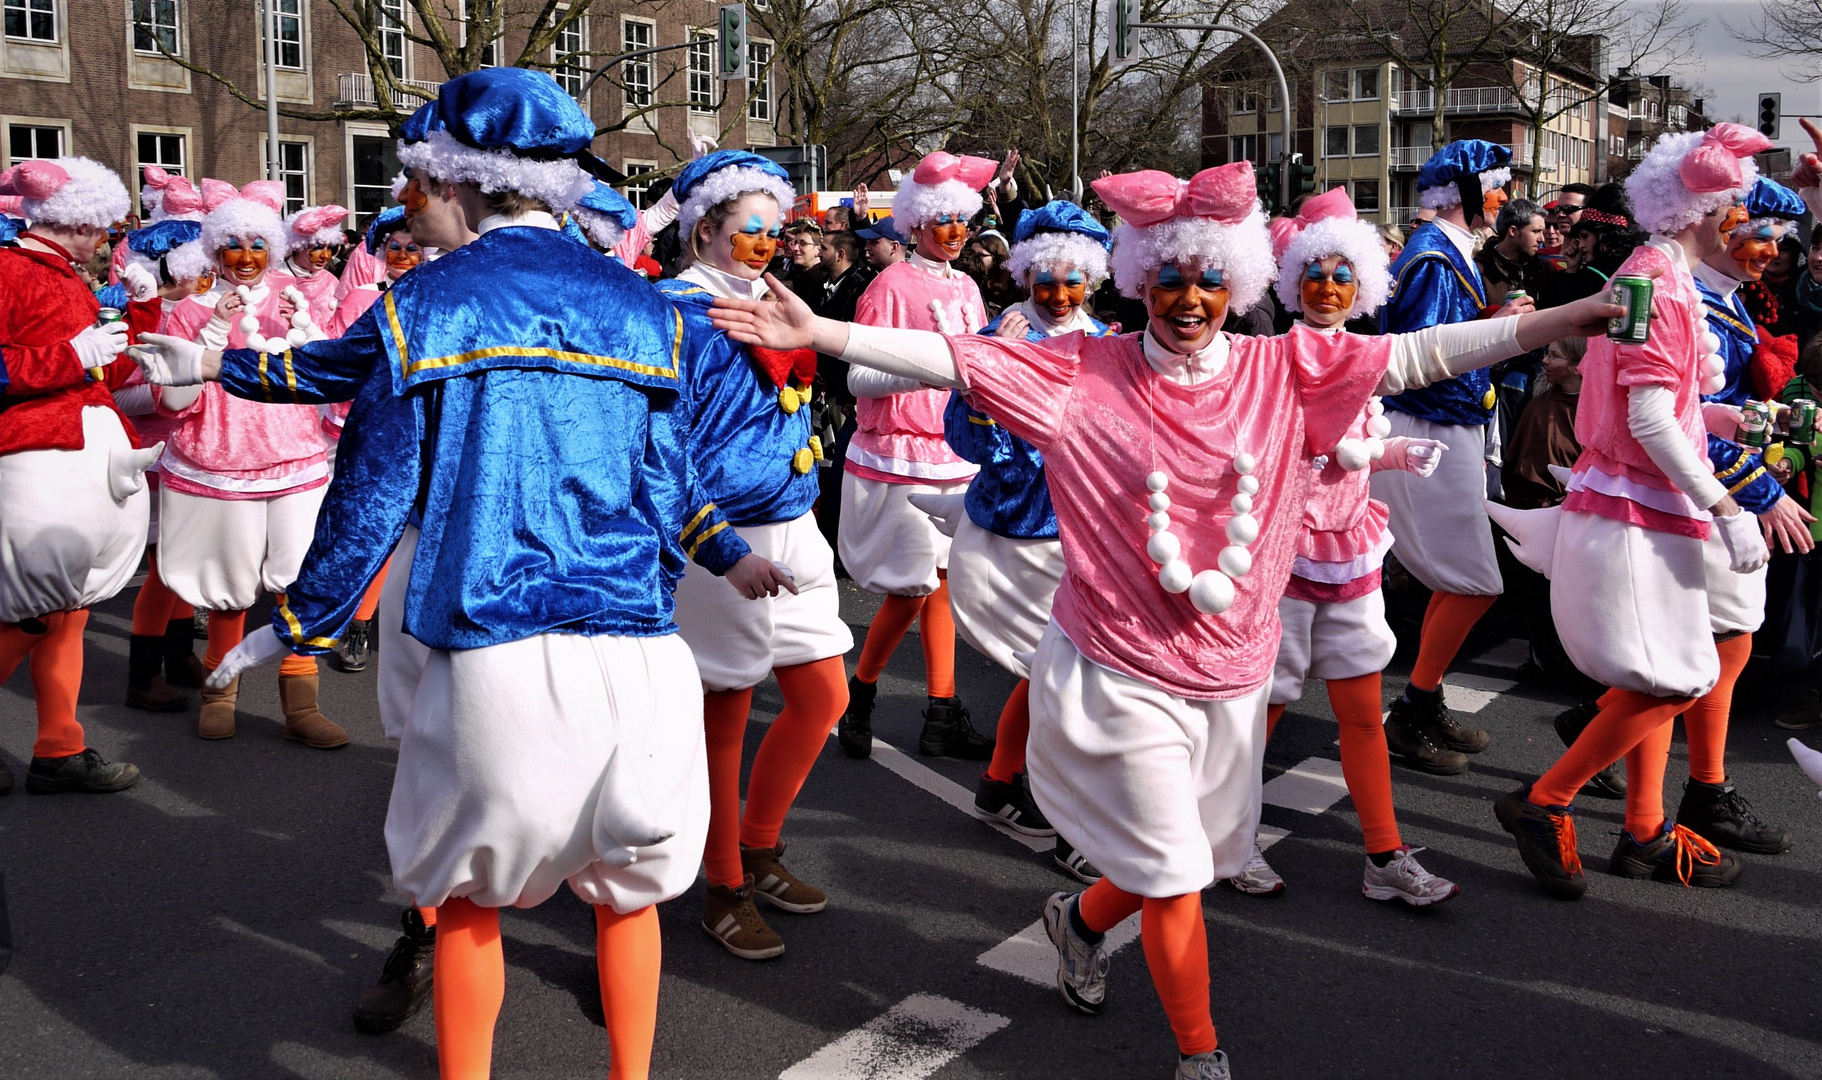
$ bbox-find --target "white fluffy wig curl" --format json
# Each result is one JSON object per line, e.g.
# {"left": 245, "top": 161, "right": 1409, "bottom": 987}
{"left": 18, "top": 157, "right": 130, "bottom": 230}
{"left": 1005, "top": 232, "right": 1110, "bottom": 290}
{"left": 676, "top": 165, "right": 796, "bottom": 240}
{"left": 574, "top": 208, "right": 627, "bottom": 251}
{"left": 1272, "top": 216, "right": 1391, "bottom": 321}
{"left": 1626, "top": 130, "right": 1759, "bottom": 238}
{"left": 1108, "top": 207, "right": 1275, "bottom": 314}
{"left": 201, "top": 199, "right": 290, "bottom": 261}
{"left": 1418, "top": 167, "right": 1512, "bottom": 210}
{"left": 396, "top": 130, "right": 594, "bottom": 212}
{"left": 893, "top": 176, "right": 984, "bottom": 231}
{"left": 285, "top": 209, "right": 347, "bottom": 248}
{"left": 163, "top": 240, "right": 214, "bottom": 284}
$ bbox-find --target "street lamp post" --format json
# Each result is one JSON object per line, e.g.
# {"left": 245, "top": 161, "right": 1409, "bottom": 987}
{"left": 263, "top": 0, "right": 281, "bottom": 183}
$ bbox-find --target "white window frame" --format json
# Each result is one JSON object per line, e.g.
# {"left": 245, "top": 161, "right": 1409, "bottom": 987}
{"left": 132, "top": 126, "right": 188, "bottom": 189}
{"left": 620, "top": 16, "right": 654, "bottom": 115}
{"left": 3, "top": 117, "right": 68, "bottom": 165}
{"left": 131, "top": 0, "right": 179, "bottom": 54}
{"left": 1322, "top": 69, "right": 1350, "bottom": 103}
{"left": 1230, "top": 133, "right": 1257, "bottom": 164}
{"left": 1353, "top": 178, "right": 1381, "bottom": 212}
{"left": 377, "top": 0, "right": 407, "bottom": 79}
{"left": 257, "top": 0, "right": 304, "bottom": 70}
{"left": 4, "top": 0, "right": 56, "bottom": 43}
{"left": 687, "top": 28, "right": 715, "bottom": 115}
{"left": 746, "top": 38, "right": 773, "bottom": 124}
{"left": 1231, "top": 88, "right": 1258, "bottom": 114}
{"left": 464, "top": 0, "right": 499, "bottom": 68}
{"left": 1324, "top": 124, "right": 1349, "bottom": 158}
{"left": 1351, "top": 123, "right": 1379, "bottom": 157}
{"left": 344, "top": 122, "right": 396, "bottom": 229}
{"left": 622, "top": 158, "right": 658, "bottom": 209}
{"left": 1352, "top": 66, "right": 1379, "bottom": 101}
{"left": 551, "top": 8, "right": 585, "bottom": 100}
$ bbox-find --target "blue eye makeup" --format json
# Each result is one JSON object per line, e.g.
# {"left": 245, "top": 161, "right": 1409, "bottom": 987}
{"left": 1036, "top": 271, "right": 1056, "bottom": 285}
{"left": 1157, "top": 265, "right": 1184, "bottom": 287}
{"left": 1333, "top": 264, "right": 1353, "bottom": 283}
{"left": 1305, "top": 264, "right": 1325, "bottom": 282}
{"left": 1066, "top": 271, "right": 1084, "bottom": 286}
{"left": 936, "top": 213, "right": 961, "bottom": 225}
{"left": 741, "top": 214, "right": 767, "bottom": 234}
{"left": 1755, "top": 224, "right": 1777, "bottom": 241}
{"left": 251, "top": 239, "right": 266, "bottom": 251}
{"left": 1198, "top": 268, "right": 1224, "bottom": 288}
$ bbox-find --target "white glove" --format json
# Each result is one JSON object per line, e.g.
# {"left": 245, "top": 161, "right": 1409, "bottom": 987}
{"left": 122, "top": 262, "right": 158, "bottom": 303}
{"left": 689, "top": 134, "right": 718, "bottom": 159}
{"left": 71, "top": 322, "right": 130, "bottom": 368}
{"left": 1379, "top": 436, "right": 1446, "bottom": 477}
{"left": 199, "top": 315, "right": 230, "bottom": 351}
{"left": 1714, "top": 509, "right": 1770, "bottom": 574}
{"left": 204, "top": 624, "right": 291, "bottom": 689}
{"left": 128, "top": 332, "right": 207, "bottom": 386}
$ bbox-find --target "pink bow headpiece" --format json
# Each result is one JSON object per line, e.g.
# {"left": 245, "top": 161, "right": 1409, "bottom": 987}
{"left": 1269, "top": 185, "right": 1356, "bottom": 258}
{"left": 1091, "top": 163, "right": 1256, "bottom": 228}
{"left": 200, "top": 178, "right": 285, "bottom": 213}
{"left": 158, "top": 176, "right": 204, "bottom": 215}
{"left": 1679, "top": 123, "right": 1773, "bottom": 194}
{"left": 292, "top": 204, "right": 350, "bottom": 237}
{"left": 0, "top": 160, "right": 71, "bottom": 201}
{"left": 911, "top": 152, "right": 998, "bottom": 191}
{"left": 0, "top": 195, "right": 24, "bottom": 218}
{"left": 142, "top": 164, "right": 175, "bottom": 192}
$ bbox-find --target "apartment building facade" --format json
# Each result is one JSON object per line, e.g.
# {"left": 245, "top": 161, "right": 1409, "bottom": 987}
{"left": 1, "top": 0, "right": 787, "bottom": 228}
{"left": 1603, "top": 72, "right": 1709, "bottom": 181}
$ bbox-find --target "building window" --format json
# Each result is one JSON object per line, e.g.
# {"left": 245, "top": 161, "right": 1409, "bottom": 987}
{"left": 747, "top": 40, "right": 772, "bottom": 123}
{"left": 1353, "top": 179, "right": 1380, "bottom": 212}
{"left": 1231, "top": 88, "right": 1258, "bottom": 114}
{"left": 1268, "top": 81, "right": 1285, "bottom": 113}
{"left": 688, "top": 31, "right": 715, "bottom": 114}
{"left": 132, "top": 0, "right": 178, "bottom": 54}
{"left": 350, "top": 133, "right": 400, "bottom": 227}
{"left": 135, "top": 131, "right": 185, "bottom": 183}
{"left": 622, "top": 160, "right": 657, "bottom": 208}
{"left": 1353, "top": 67, "right": 1379, "bottom": 101}
{"left": 1267, "top": 132, "right": 1284, "bottom": 160}
{"left": 1324, "top": 125, "right": 1349, "bottom": 157}
{"left": 4, "top": 0, "right": 54, "bottom": 41}
{"left": 257, "top": 0, "right": 303, "bottom": 69}
{"left": 1323, "top": 70, "right": 1350, "bottom": 103}
{"left": 552, "top": 12, "right": 585, "bottom": 98}
{"left": 1353, "top": 124, "right": 1380, "bottom": 157}
{"left": 622, "top": 19, "right": 653, "bottom": 109}
{"left": 276, "top": 140, "right": 308, "bottom": 213}
{"left": 7, "top": 124, "right": 62, "bottom": 162}
{"left": 378, "top": 0, "right": 406, "bottom": 79}
{"left": 465, "top": 0, "right": 498, "bottom": 67}
{"left": 1230, "top": 133, "right": 1257, "bottom": 164}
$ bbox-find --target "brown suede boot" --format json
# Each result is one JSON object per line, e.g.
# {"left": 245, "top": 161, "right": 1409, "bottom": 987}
{"left": 280, "top": 673, "right": 350, "bottom": 748}
{"left": 198, "top": 674, "right": 239, "bottom": 739}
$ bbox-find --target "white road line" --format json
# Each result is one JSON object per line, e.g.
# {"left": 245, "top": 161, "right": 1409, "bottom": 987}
{"left": 864, "top": 737, "right": 1051, "bottom": 852}
{"left": 779, "top": 993, "right": 1010, "bottom": 1080}
{"left": 976, "top": 911, "right": 1142, "bottom": 986}
{"left": 1261, "top": 756, "right": 1350, "bottom": 815}
{"left": 1442, "top": 673, "right": 1518, "bottom": 713}
{"left": 1257, "top": 823, "right": 1291, "bottom": 850}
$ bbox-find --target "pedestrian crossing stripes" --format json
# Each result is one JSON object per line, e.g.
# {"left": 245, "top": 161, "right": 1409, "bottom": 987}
{"left": 779, "top": 994, "right": 1010, "bottom": 1080}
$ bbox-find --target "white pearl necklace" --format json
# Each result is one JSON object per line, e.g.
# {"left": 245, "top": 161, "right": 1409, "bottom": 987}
{"left": 238, "top": 283, "right": 315, "bottom": 354}
{"left": 1697, "top": 327, "right": 1725, "bottom": 396}
{"left": 1331, "top": 397, "right": 1393, "bottom": 472}
{"left": 1144, "top": 453, "right": 1261, "bottom": 616}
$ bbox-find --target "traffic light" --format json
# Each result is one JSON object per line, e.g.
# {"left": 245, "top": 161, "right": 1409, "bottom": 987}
{"left": 1253, "top": 161, "right": 1276, "bottom": 211}
{"left": 1279, "top": 153, "right": 1315, "bottom": 208}
{"left": 718, "top": 4, "right": 747, "bottom": 81}
{"left": 1758, "top": 93, "right": 1781, "bottom": 139}
{"left": 1110, "top": 0, "right": 1140, "bottom": 68}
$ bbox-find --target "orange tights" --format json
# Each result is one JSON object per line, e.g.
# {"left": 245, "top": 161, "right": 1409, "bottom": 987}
{"left": 1685, "top": 635, "right": 1751, "bottom": 786}
{"left": 1531, "top": 688, "right": 1693, "bottom": 839}
{"left": 1410, "top": 592, "right": 1498, "bottom": 692}
{"left": 984, "top": 680, "right": 1031, "bottom": 784}
{"left": 1077, "top": 880, "right": 1217, "bottom": 1057}
{"left": 853, "top": 574, "right": 956, "bottom": 698}
{"left": 130, "top": 550, "right": 193, "bottom": 635}
{"left": 203, "top": 605, "right": 315, "bottom": 677}
{"left": 702, "top": 657, "right": 849, "bottom": 888}
{"left": 433, "top": 898, "right": 663, "bottom": 1080}
{"left": 1263, "top": 676, "right": 1399, "bottom": 853}
{"left": 0, "top": 610, "right": 89, "bottom": 758}
{"left": 354, "top": 557, "right": 391, "bottom": 622}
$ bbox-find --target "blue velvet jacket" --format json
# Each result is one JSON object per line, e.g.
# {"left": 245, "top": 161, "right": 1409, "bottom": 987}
{"left": 658, "top": 278, "right": 819, "bottom": 527}
{"left": 214, "top": 225, "right": 749, "bottom": 653}
{"left": 1379, "top": 221, "right": 1494, "bottom": 427}
{"left": 1707, "top": 435, "right": 1785, "bottom": 515}
{"left": 944, "top": 308, "right": 1115, "bottom": 540}
{"left": 1695, "top": 277, "right": 1757, "bottom": 408}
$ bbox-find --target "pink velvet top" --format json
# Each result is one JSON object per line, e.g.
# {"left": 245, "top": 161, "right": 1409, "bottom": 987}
{"left": 850, "top": 258, "right": 985, "bottom": 483}
{"left": 281, "top": 265, "right": 340, "bottom": 327}
{"left": 1284, "top": 399, "right": 1393, "bottom": 604}
{"left": 949, "top": 324, "right": 1392, "bottom": 699}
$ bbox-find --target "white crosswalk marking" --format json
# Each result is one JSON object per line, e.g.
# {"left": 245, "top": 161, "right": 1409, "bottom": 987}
{"left": 975, "top": 912, "right": 1141, "bottom": 986}
{"left": 779, "top": 994, "right": 1010, "bottom": 1080}
{"left": 862, "top": 737, "right": 1051, "bottom": 852}
{"left": 1442, "top": 673, "right": 1518, "bottom": 713}
{"left": 1261, "top": 756, "right": 1350, "bottom": 815}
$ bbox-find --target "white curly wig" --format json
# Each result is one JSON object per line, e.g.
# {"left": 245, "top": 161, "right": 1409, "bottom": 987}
{"left": 12, "top": 158, "right": 130, "bottom": 229}
{"left": 390, "top": 171, "right": 408, "bottom": 200}
{"left": 1006, "top": 232, "right": 1110, "bottom": 290}
{"left": 573, "top": 208, "right": 627, "bottom": 252}
{"left": 1627, "top": 130, "right": 1759, "bottom": 238}
{"left": 396, "top": 129, "right": 594, "bottom": 212}
{"left": 1108, "top": 207, "right": 1275, "bottom": 314}
{"left": 1418, "top": 167, "right": 1512, "bottom": 210}
{"left": 126, "top": 240, "right": 212, "bottom": 285}
{"left": 677, "top": 165, "right": 796, "bottom": 240}
{"left": 201, "top": 198, "right": 290, "bottom": 261}
{"left": 1272, "top": 216, "right": 1391, "bottom": 321}
{"left": 285, "top": 208, "right": 347, "bottom": 248}
{"left": 893, "top": 176, "right": 984, "bottom": 232}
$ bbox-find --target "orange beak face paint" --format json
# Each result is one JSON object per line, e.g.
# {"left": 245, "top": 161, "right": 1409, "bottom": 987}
{"left": 1031, "top": 268, "right": 1088, "bottom": 323}
{"left": 218, "top": 238, "right": 269, "bottom": 284}
{"left": 401, "top": 175, "right": 430, "bottom": 218}
{"left": 1482, "top": 186, "right": 1509, "bottom": 220}
{"left": 1299, "top": 256, "right": 1358, "bottom": 327}
{"left": 918, "top": 216, "right": 969, "bottom": 262}
{"left": 1147, "top": 262, "right": 1229, "bottom": 352}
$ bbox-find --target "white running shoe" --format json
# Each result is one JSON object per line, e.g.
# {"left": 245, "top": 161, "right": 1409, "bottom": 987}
{"left": 1362, "top": 846, "right": 1460, "bottom": 907}
{"left": 1226, "top": 840, "right": 1285, "bottom": 896}
{"left": 1042, "top": 892, "right": 1109, "bottom": 1015}
{"left": 1177, "top": 1049, "right": 1233, "bottom": 1078}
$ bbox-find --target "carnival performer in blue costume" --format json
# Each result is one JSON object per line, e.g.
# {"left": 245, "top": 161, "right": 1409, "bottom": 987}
{"left": 1695, "top": 177, "right": 1805, "bottom": 407}
{"left": 129, "top": 67, "right": 788, "bottom": 1080}
{"left": 1373, "top": 140, "right": 1523, "bottom": 771}
{"left": 654, "top": 150, "right": 856, "bottom": 963}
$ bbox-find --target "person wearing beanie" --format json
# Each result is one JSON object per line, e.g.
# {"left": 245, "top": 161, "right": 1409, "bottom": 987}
{"left": 0, "top": 156, "right": 154, "bottom": 795}
{"left": 709, "top": 160, "right": 1624, "bottom": 1079}
{"left": 281, "top": 204, "right": 352, "bottom": 325}
{"left": 836, "top": 151, "right": 994, "bottom": 764}
{"left": 130, "top": 67, "right": 773, "bottom": 1078}
{"left": 1374, "top": 140, "right": 1524, "bottom": 773}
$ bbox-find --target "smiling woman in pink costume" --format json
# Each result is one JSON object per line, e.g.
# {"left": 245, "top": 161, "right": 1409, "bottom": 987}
{"left": 280, "top": 203, "right": 352, "bottom": 326}
{"left": 710, "top": 162, "right": 1623, "bottom": 1079}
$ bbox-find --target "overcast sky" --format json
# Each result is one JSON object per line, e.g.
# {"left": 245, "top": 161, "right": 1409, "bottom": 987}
{"left": 1676, "top": 0, "right": 1818, "bottom": 151}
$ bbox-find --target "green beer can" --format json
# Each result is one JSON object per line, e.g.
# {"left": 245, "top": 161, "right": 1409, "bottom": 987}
{"left": 1607, "top": 275, "right": 1652, "bottom": 344}
{"left": 1739, "top": 401, "right": 1774, "bottom": 449}
{"left": 1790, "top": 399, "right": 1818, "bottom": 446}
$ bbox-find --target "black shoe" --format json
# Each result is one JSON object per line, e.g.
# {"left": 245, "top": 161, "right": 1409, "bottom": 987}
{"left": 1053, "top": 836, "right": 1102, "bottom": 883}
{"left": 1675, "top": 779, "right": 1792, "bottom": 854}
{"left": 1392, "top": 686, "right": 1490, "bottom": 754}
{"left": 0, "top": 759, "right": 12, "bottom": 796}
{"left": 1773, "top": 687, "right": 1822, "bottom": 731}
{"left": 126, "top": 633, "right": 187, "bottom": 712}
{"left": 331, "top": 618, "right": 374, "bottom": 674}
{"left": 1384, "top": 701, "right": 1469, "bottom": 775}
{"left": 920, "top": 696, "right": 994, "bottom": 759}
{"left": 1553, "top": 700, "right": 1626, "bottom": 799}
{"left": 975, "top": 773, "right": 1056, "bottom": 836}
{"left": 353, "top": 908, "right": 436, "bottom": 1033}
{"left": 837, "top": 676, "right": 876, "bottom": 760}
{"left": 25, "top": 748, "right": 140, "bottom": 794}
{"left": 162, "top": 617, "right": 207, "bottom": 688}
{"left": 1494, "top": 785, "right": 1587, "bottom": 899}
{"left": 1609, "top": 823, "right": 1742, "bottom": 887}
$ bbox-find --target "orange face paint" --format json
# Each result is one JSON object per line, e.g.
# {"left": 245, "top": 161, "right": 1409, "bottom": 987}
{"left": 1147, "top": 263, "right": 1229, "bottom": 351}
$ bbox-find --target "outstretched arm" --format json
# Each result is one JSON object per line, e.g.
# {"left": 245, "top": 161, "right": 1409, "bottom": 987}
{"left": 712, "top": 273, "right": 964, "bottom": 388}
{"left": 1379, "top": 292, "right": 1624, "bottom": 396}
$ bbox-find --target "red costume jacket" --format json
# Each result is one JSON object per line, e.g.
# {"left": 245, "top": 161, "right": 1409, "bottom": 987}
{"left": 0, "top": 245, "right": 140, "bottom": 456}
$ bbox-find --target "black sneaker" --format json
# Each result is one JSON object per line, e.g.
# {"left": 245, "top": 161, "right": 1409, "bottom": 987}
{"left": 331, "top": 618, "right": 374, "bottom": 674}
{"left": 1552, "top": 700, "right": 1626, "bottom": 799}
{"left": 1609, "top": 823, "right": 1742, "bottom": 887}
{"left": 920, "top": 696, "right": 994, "bottom": 759}
{"left": 1384, "top": 702, "right": 1469, "bottom": 775}
{"left": 974, "top": 773, "right": 1055, "bottom": 836}
{"left": 1675, "top": 779, "right": 1792, "bottom": 854}
{"left": 1392, "top": 686, "right": 1490, "bottom": 754}
{"left": 1773, "top": 687, "right": 1822, "bottom": 731}
{"left": 1053, "top": 836, "right": 1102, "bottom": 883}
{"left": 353, "top": 908, "right": 436, "bottom": 1033}
{"left": 837, "top": 676, "right": 876, "bottom": 760}
{"left": 25, "top": 749, "right": 139, "bottom": 794}
{"left": 1494, "top": 785, "right": 1587, "bottom": 899}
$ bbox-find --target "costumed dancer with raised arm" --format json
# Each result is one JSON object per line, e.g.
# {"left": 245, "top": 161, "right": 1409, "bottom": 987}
{"left": 1373, "top": 141, "right": 1524, "bottom": 772}
{"left": 937, "top": 200, "right": 1114, "bottom": 884}
{"left": 130, "top": 69, "right": 779, "bottom": 1078}
{"left": 281, "top": 203, "right": 352, "bottom": 325}
{"left": 710, "top": 162, "right": 1622, "bottom": 1079}
{"left": 0, "top": 157, "right": 155, "bottom": 795}
{"left": 154, "top": 179, "right": 347, "bottom": 747}
{"left": 1487, "top": 124, "right": 1777, "bottom": 898}
{"left": 655, "top": 151, "right": 851, "bottom": 961}
{"left": 1228, "top": 187, "right": 1459, "bottom": 905}
{"left": 835, "top": 152, "right": 993, "bottom": 762}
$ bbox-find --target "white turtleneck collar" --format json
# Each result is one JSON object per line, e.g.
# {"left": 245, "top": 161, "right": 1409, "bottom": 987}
{"left": 1141, "top": 326, "right": 1229, "bottom": 386}
{"left": 1648, "top": 235, "right": 1694, "bottom": 274}
{"left": 678, "top": 259, "right": 770, "bottom": 301}
{"left": 1432, "top": 215, "right": 1480, "bottom": 267}
{"left": 1017, "top": 298, "right": 1098, "bottom": 338}
{"left": 477, "top": 210, "right": 560, "bottom": 236}
{"left": 1693, "top": 257, "right": 1743, "bottom": 301}
{"left": 909, "top": 250, "right": 959, "bottom": 279}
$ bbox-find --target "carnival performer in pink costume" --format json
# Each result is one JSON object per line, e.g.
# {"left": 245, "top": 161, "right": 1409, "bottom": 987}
{"left": 155, "top": 179, "right": 348, "bottom": 747}
{"left": 280, "top": 203, "right": 352, "bottom": 326}
{"left": 836, "top": 151, "right": 993, "bottom": 763}
{"left": 711, "top": 162, "right": 1623, "bottom": 1079}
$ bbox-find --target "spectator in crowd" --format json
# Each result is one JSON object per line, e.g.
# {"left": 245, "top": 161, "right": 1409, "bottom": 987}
{"left": 1377, "top": 222, "right": 1405, "bottom": 262}
{"left": 1791, "top": 228, "right": 1822, "bottom": 349}
{"left": 1540, "top": 203, "right": 1565, "bottom": 260}
{"left": 632, "top": 237, "right": 662, "bottom": 281}
{"left": 825, "top": 204, "right": 854, "bottom": 232}
{"left": 958, "top": 230, "right": 1020, "bottom": 316}
{"left": 781, "top": 219, "right": 826, "bottom": 291}
{"left": 1552, "top": 182, "right": 1594, "bottom": 225}
{"left": 1476, "top": 198, "right": 1548, "bottom": 303}
{"left": 1501, "top": 335, "right": 1585, "bottom": 511}
{"left": 1771, "top": 334, "right": 1822, "bottom": 729}
{"left": 1759, "top": 234, "right": 1805, "bottom": 337}
{"left": 856, "top": 215, "right": 906, "bottom": 271}
{"left": 810, "top": 229, "right": 872, "bottom": 556}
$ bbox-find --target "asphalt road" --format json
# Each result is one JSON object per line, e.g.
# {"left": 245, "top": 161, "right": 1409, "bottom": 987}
{"left": 1, "top": 577, "right": 1820, "bottom": 1079}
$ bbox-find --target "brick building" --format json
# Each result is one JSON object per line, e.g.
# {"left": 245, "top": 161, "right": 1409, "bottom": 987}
{"left": 1603, "top": 72, "right": 1710, "bottom": 181}
{"left": 1, "top": 0, "right": 788, "bottom": 228}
